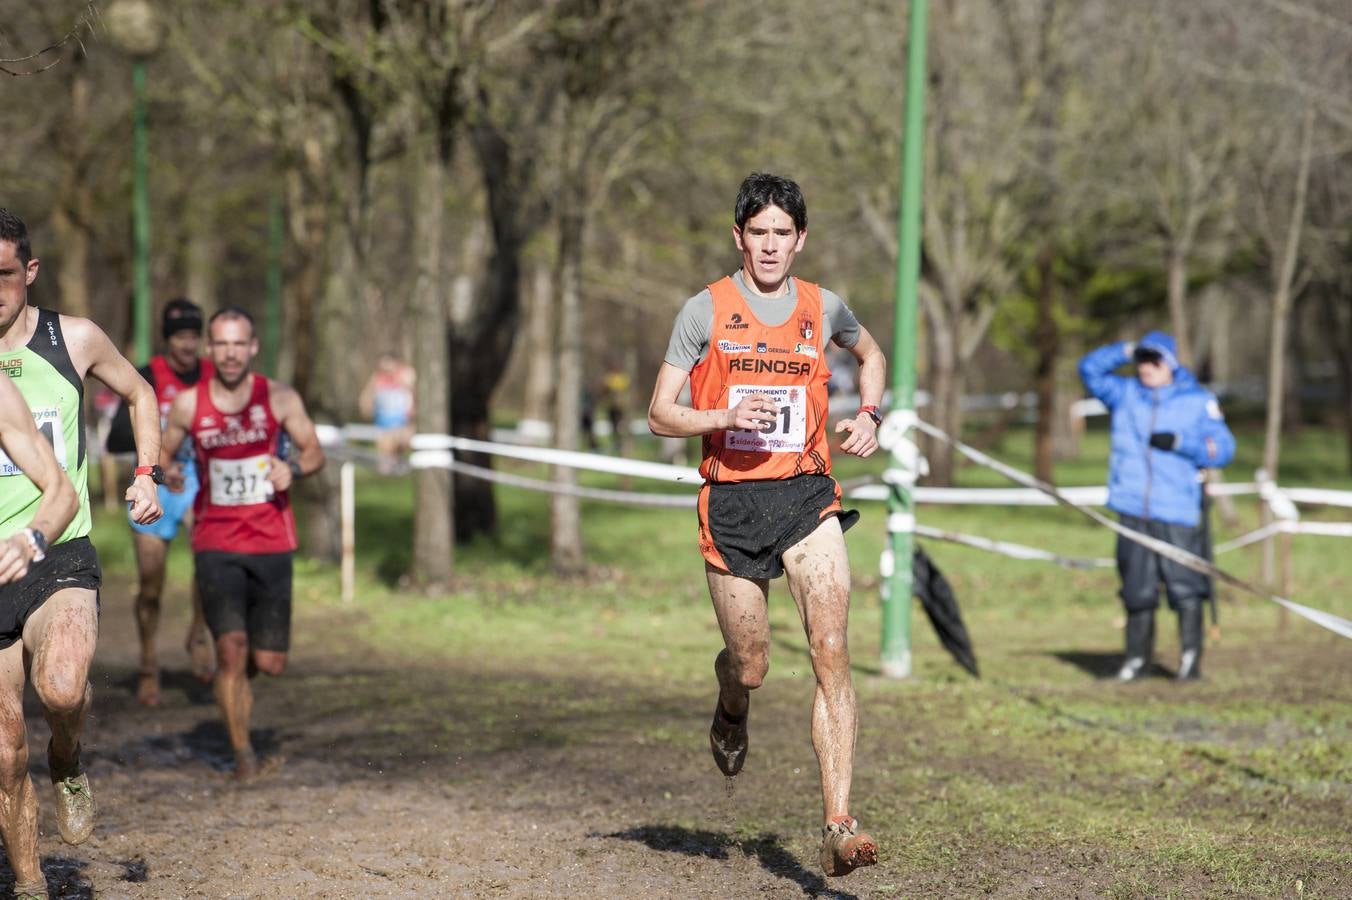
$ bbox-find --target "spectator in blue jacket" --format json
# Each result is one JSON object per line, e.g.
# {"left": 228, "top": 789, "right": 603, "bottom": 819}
{"left": 1079, "top": 331, "right": 1235, "bottom": 681}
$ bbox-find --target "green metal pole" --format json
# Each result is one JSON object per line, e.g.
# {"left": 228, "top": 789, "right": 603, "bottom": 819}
{"left": 881, "top": 0, "right": 929, "bottom": 679}
{"left": 264, "top": 192, "right": 283, "bottom": 376}
{"left": 131, "top": 59, "right": 152, "bottom": 366}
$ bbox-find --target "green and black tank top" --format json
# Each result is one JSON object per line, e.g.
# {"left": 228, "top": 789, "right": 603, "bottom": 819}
{"left": 0, "top": 308, "right": 91, "bottom": 544}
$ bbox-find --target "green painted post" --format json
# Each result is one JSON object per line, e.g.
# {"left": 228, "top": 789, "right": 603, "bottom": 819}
{"left": 131, "top": 59, "right": 152, "bottom": 366}
{"left": 881, "top": 0, "right": 929, "bottom": 679}
{"left": 264, "top": 192, "right": 283, "bottom": 376}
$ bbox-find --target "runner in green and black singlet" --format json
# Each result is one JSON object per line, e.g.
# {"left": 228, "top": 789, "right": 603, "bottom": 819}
{"left": 0, "top": 308, "right": 93, "bottom": 543}
{"left": 0, "top": 208, "right": 164, "bottom": 900}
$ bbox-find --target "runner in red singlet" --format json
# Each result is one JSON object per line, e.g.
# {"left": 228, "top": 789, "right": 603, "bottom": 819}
{"left": 648, "top": 174, "right": 886, "bottom": 878}
{"left": 160, "top": 307, "right": 324, "bottom": 779}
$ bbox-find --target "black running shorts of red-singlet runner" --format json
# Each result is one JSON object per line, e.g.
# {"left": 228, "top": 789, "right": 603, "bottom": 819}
{"left": 195, "top": 550, "right": 294, "bottom": 652}
{"left": 699, "top": 474, "right": 859, "bottom": 580}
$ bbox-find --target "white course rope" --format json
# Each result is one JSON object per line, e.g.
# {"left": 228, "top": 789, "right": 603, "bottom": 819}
{"left": 911, "top": 418, "right": 1352, "bottom": 640}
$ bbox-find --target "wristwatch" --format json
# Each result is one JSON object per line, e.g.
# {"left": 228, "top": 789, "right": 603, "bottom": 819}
{"left": 859, "top": 405, "right": 883, "bottom": 427}
{"left": 134, "top": 464, "right": 166, "bottom": 485}
{"left": 288, "top": 460, "right": 304, "bottom": 480}
{"left": 22, "top": 527, "right": 48, "bottom": 563}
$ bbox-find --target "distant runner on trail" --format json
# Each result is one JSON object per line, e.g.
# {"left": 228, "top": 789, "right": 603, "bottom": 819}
{"left": 647, "top": 173, "right": 886, "bottom": 878}
{"left": 107, "top": 298, "right": 216, "bottom": 704}
{"left": 0, "top": 208, "right": 164, "bottom": 900}
{"left": 160, "top": 307, "right": 324, "bottom": 779}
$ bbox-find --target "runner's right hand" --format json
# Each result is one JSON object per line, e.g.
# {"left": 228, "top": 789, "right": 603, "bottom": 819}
{"left": 0, "top": 533, "right": 34, "bottom": 585}
{"left": 728, "top": 393, "right": 778, "bottom": 432}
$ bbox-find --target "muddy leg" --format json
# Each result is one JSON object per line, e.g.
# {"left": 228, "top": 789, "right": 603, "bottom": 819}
{"left": 705, "top": 565, "right": 770, "bottom": 718}
{"left": 213, "top": 632, "right": 256, "bottom": 777}
{"left": 186, "top": 579, "right": 215, "bottom": 682}
{"left": 0, "top": 642, "right": 40, "bottom": 887}
{"left": 133, "top": 533, "right": 169, "bottom": 705}
{"left": 783, "top": 517, "right": 856, "bottom": 823}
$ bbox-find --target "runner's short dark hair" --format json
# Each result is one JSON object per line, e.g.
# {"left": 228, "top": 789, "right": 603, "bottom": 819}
{"left": 0, "top": 208, "right": 33, "bottom": 267}
{"left": 209, "top": 306, "right": 256, "bottom": 337}
{"left": 734, "top": 173, "right": 807, "bottom": 232}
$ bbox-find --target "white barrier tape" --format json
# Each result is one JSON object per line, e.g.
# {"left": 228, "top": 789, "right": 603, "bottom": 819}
{"left": 914, "top": 524, "right": 1114, "bottom": 570}
{"left": 1213, "top": 520, "right": 1352, "bottom": 555}
{"left": 913, "top": 417, "right": 1352, "bottom": 642}
{"left": 1212, "top": 523, "right": 1283, "bottom": 555}
{"left": 414, "top": 454, "right": 698, "bottom": 508}
{"left": 411, "top": 432, "right": 703, "bottom": 484}
{"left": 1280, "top": 488, "right": 1352, "bottom": 509}
{"left": 847, "top": 484, "right": 1109, "bottom": 505}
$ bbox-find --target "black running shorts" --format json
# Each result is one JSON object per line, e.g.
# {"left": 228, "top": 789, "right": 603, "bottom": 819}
{"left": 195, "top": 551, "right": 294, "bottom": 652}
{"left": 0, "top": 536, "right": 101, "bottom": 651}
{"left": 698, "top": 474, "right": 860, "bottom": 580}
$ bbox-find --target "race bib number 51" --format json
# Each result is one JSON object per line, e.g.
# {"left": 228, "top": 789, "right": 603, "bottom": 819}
{"left": 0, "top": 407, "right": 66, "bottom": 477}
{"left": 726, "top": 384, "right": 807, "bottom": 453}
{"left": 209, "top": 455, "right": 274, "bottom": 506}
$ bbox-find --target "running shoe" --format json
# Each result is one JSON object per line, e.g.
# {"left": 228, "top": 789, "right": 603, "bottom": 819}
{"left": 49, "top": 740, "right": 96, "bottom": 845}
{"left": 13, "top": 879, "right": 48, "bottom": 900}
{"left": 708, "top": 701, "right": 748, "bottom": 777}
{"left": 820, "top": 816, "right": 878, "bottom": 877}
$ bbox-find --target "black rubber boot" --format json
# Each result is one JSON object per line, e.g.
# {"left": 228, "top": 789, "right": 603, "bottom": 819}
{"left": 1175, "top": 604, "right": 1204, "bottom": 681}
{"left": 1116, "top": 609, "right": 1155, "bottom": 681}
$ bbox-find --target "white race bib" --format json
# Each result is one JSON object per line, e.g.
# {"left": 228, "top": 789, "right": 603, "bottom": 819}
{"left": 725, "top": 384, "right": 807, "bottom": 453}
{"left": 209, "top": 454, "right": 274, "bottom": 506}
{"left": 0, "top": 406, "right": 66, "bottom": 477}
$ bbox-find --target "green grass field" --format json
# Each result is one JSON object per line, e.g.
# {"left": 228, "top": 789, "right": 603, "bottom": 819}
{"left": 86, "top": 423, "right": 1352, "bottom": 897}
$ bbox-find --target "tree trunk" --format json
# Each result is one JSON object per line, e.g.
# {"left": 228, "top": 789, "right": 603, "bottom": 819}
{"left": 301, "top": 186, "right": 367, "bottom": 564}
{"left": 1260, "top": 108, "right": 1315, "bottom": 482}
{"left": 1259, "top": 109, "right": 1314, "bottom": 587}
{"left": 1033, "top": 243, "right": 1058, "bottom": 484}
{"left": 921, "top": 283, "right": 963, "bottom": 486}
{"left": 521, "top": 262, "right": 555, "bottom": 429}
{"left": 52, "top": 49, "right": 92, "bottom": 320}
{"left": 410, "top": 149, "right": 453, "bottom": 588}
{"left": 451, "top": 120, "right": 535, "bottom": 542}
{"left": 550, "top": 124, "right": 586, "bottom": 575}
{"left": 1317, "top": 290, "right": 1352, "bottom": 474}
{"left": 1166, "top": 247, "right": 1193, "bottom": 368}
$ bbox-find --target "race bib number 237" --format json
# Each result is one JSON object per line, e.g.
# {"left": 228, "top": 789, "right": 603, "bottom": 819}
{"left": 209, "top": 455, "right": 274, "bottom": 506}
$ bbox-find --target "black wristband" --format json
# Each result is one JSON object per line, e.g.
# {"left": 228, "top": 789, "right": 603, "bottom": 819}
{"left": 288, "top": 460, "right": 304, "bottom": 480}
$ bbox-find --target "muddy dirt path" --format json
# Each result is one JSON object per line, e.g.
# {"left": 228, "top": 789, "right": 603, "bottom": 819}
{"left": 7, "top": 573, "right": 1348, "bottom": 898}
{"left": 7, "top": 577, "right": 894, "bottom": 899}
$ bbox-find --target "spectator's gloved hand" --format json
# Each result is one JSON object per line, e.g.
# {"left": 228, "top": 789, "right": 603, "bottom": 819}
{"left": 1149, "top": 432, "right": 1178, "bottom": 451}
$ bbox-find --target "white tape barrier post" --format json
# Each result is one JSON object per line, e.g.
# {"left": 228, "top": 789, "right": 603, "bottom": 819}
{"left": 912, "top": 418, "right": 1352, "bottom": 641}
{"left": 341, "top": 460, "right": 355, "bottom": 604}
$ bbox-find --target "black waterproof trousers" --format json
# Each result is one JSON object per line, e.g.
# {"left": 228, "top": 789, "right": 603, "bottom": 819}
{"left": 1116, "top": 513, "right": 1211, "bottom": 613}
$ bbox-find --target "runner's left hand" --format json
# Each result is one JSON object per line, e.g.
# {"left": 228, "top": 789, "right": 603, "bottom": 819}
{"left": 267, "top": 455, "right": 293, "bottom": 493}
{"left": 835, "top": 414, "right": 879, "bottom": 458}
{"left": 126, "top": 475, "right": 163, "bottom": 525}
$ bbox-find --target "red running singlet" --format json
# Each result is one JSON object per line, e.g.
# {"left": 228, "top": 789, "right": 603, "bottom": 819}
{"left": 189, "top": 374, "right": 297, "bottom": 554}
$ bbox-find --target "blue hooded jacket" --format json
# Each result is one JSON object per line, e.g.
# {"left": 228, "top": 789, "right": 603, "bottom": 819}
{"left": 1078, "top": 331, "right": 1236, "bottom": 527}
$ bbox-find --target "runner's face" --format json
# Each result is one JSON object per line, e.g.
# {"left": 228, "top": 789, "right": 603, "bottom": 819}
{"left": 208, "top": 318, "right": 258, "bottom": 387}
{"left": 0, "top": 241, "right": 39, "bottom": 334}
{"left": 733, "top": 205, "right": 806, "bottom": 296}
{"left": 165, "top": 329, "right": 202, "bottom": 372}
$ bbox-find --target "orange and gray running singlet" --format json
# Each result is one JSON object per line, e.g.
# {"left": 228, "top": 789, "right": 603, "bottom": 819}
{"left": 689, "top": 276, "right": 833, "bottom": 484}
